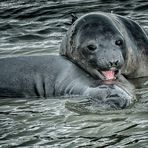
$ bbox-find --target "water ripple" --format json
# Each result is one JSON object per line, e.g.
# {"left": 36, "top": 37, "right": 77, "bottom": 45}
{"left": 0, "top": 0, "right": 148, "bottom": 147}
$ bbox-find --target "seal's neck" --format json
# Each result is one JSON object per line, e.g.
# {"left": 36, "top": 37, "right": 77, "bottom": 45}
{"left": 122, "top": 48, "right": 148, "bottom": 78}
{"left": 135, "top": 55, "right": 148, "bottom": 78}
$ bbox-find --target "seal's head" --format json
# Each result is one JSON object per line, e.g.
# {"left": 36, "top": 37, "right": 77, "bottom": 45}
{"left": 60, "top": 13, "right": 126, "bottom": 80}
{"left": 60, "top": 12, "right": 148, "bottom": 80}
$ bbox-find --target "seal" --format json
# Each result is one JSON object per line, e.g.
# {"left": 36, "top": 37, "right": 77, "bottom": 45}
{"left": 0, "top": 12, "right": 147, "bottom": 109}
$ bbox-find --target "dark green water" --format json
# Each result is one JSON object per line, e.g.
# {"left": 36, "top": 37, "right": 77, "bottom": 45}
{"left": 0, "top": 0, "right": 148, "bottom": 147}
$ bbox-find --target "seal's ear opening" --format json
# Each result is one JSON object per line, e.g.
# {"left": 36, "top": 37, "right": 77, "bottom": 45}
{"left": 71, "top": 13, "right": 78, "bottom": 24}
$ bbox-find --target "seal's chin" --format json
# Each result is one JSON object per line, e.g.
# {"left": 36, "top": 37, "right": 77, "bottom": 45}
{"left": 92, "top": 68, "right": 119, "bottom": 80}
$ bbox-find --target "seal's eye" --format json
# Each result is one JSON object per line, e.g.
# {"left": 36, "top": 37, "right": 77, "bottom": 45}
{"left": 87, "top": 44, "right": 97, "bottom": 51}
{"left": 115, "top": 39, "right": 123, "bottom": 46}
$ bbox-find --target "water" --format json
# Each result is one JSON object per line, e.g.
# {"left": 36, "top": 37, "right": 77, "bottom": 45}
{"left": 0, "top": 0, "right": 148, "bottom": 147}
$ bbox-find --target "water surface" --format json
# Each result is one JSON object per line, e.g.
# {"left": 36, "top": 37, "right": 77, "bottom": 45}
{"left": 0, "top": 0, "right": 148, "bottom": 147}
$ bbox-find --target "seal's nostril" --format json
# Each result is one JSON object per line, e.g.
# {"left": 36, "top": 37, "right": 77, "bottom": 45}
{"left": 109, "top": 60, "right": 119, "bottom": 67}
{"left": 115, "top": 60, "right": 119, "bottom": 66}
{"left": 109, "top": 61, "right": 113, "bottom": 67}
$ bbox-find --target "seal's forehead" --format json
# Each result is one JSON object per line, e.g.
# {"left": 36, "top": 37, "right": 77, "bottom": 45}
{"left": 74, "top": 14, "right": 119, "bottom": 38}
{"left": 73, "top": 13, "right": 119, "bottom": 34}
{"left": 76, "top": 13, "right": 113, "bottom": 25}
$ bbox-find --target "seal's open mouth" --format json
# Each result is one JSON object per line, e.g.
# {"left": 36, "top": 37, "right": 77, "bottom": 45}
{"left": 87, "top": 67, "right": 119, "bottom": 80}
{"left": 101, "top": 69, "right": 119, "bottom": 80}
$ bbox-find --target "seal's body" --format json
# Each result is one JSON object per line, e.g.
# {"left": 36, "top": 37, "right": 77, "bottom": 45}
{"left": 0, "top": 55, "right": 102, "bottom": 98}
{"left": 0, "top": 55, "right": 133, "bottom": 109}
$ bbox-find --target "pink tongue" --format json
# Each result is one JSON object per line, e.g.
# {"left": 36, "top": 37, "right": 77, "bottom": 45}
{"left": 102, "top": 70, "right": 115, "bottom": 80}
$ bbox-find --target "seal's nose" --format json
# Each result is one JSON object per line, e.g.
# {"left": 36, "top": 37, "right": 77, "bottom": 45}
{"left": 109, "top": 60, "right": 119, "bottom": 68}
